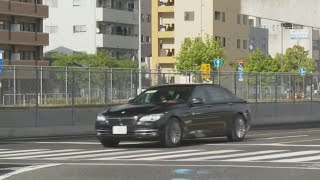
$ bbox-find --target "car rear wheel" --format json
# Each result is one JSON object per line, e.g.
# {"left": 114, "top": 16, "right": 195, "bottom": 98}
{"left": 160, "top": 118, "right": 182, "bottom": 147}
{"left": 227, "top": 115, "right": 247, "bottom": 142}
{"left": 100, "top": 138, "right": 120, "bottom": 147}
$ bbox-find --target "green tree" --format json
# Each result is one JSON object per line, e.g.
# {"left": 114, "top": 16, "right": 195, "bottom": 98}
{"left": 244, "top": 49, "right": 280, "bottom": 73}
{"left": 52, "top": 50, "right": 138, "bottom": 69}
{"left": 281, "top": 45, "right": 316, "bottom": 73}
{"left": 175, "top": 35, "right": 226, "bottom": 71}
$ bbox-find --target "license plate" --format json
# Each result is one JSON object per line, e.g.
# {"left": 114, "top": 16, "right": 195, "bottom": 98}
{"left": 112, "top": 126, "right": 127, "bottom": 135}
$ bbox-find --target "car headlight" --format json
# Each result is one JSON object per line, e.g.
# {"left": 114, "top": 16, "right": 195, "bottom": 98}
{"left": 97, "top": 115, "right": 107, "bottom": 122}
{"left": 139, "top": 114, "right": 164, "bottom": 122}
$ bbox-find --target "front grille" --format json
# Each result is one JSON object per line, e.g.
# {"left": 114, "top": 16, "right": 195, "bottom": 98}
{"left": 108, "top": 117, "right": 136, "bottom": 126}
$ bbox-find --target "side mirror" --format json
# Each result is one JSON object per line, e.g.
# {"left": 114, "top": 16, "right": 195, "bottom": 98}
{"left": 128, "top": 97, "right": 134, "bottom": 103}
{"left": 191, "top": 98, "right": 204, "bottom": 106}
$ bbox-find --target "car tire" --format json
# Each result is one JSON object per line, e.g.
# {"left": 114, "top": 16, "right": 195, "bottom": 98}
{"left": 160, "top": 118, "right": 183, "bottom": 148}
{"left": 227, "top": 115, "right": 247, "bottom": 142}
{"left": 100, "top": 138, "right": 120, "bottom": 147}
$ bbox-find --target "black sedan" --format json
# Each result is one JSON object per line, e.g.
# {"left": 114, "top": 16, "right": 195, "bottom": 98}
{"left": 95, "top": 84, "right": 252, "bottom": 147}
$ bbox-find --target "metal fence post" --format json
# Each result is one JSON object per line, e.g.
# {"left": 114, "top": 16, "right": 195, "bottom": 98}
{"left": 275, "top": 73, "right": 278, "bottom": 102}
{"left": 65, "top": 67, "right": 68, "bottom": 105}
{"left": 104, "top": 69, "right": 108, "bottom": 105}
{"left": 88, "top": 68, "right": 91, "bottom": 104}
{"left": 71, "top": 69, "right": 75, "bottom": 125}
{"left": 255, "top": 73, "right": 258, "bottom": 103}
{"left": 35, "top": 65, "right": 39, "bottom": 127}
{"left": 40, "top": 66, "right": 43, "bottom": 105}
{"left": 13, "top": 66, "right": 16, "bottom": 105}
{"left": 234, "top": 72, "right": 237, "bottom": 95}
{"left": 293, "top": 75, "right": 296, "bottom": 103}
{"left": 110, "top": 68, "right": 113, "bottom": 103}
{"left": 310, "top": 74, "right": 313, "bottom": 102}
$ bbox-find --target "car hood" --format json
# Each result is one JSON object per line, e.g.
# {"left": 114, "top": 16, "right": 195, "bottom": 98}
{"left": 102, "top": 103, "right": 184, "bottom": 117}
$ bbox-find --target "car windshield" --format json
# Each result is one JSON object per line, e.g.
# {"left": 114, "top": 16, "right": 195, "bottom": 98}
{"left": 130, "top": 86, "right": 194, "bottom": 105}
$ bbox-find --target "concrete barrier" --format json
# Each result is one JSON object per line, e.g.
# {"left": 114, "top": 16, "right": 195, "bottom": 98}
{"left": 0, "top": 103, "right": 319, "bottom": 139}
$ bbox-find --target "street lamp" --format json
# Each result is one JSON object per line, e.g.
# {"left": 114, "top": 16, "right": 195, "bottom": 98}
{"left": 138, "top": 0, "right": 142, "bottom": 94}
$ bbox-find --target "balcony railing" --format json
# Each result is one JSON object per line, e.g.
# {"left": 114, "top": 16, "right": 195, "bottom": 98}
{"left": 159, "top": 0, "right": 174, "bottom": 6}
{"left": 159, "top": 49, "right": 175, "bottom": 57}
{"left": 0, "top": 30, "right": 49, "bottom": 46}
{"left": 0, "top": 0, "right": 48, "bottom": 18}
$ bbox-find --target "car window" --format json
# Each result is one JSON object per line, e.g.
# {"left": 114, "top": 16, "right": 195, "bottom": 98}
{"left": 131, "top": 86, "right": 194, "bottom": 104}
{"left": 204, "top": 86, "right": 234, "bottom": 103}
{"left": 191, "top": 86, "right": 207, "bottom": 104}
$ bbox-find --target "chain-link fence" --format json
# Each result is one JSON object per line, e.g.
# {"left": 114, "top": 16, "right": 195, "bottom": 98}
{"left": 1, "top": 65, "right": 320, "bottom": 107}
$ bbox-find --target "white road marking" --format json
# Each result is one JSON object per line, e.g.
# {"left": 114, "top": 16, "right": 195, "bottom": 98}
{"left": 0, "top": 149, "right": 47, "bottom": 155}
{"left": 273, "top": 155, "right": 320, "bottom": 163}
{"left": 31, "top": 149, "right": 138, "bottom": 160}
{"left": 258, "top": 135, "right": 309, "bottom": 140}
{"left": 6, "top": 149, "right": 82, "bottom": 160}
{"left": 0, "top": 164, "right": 61, "bottom": 180}
{"left": 206, "top": 143, "right": 320, "bottom": 147}
{"left": 53, "top": 150, "right": 159, "bottom": 160}
{"left": 181, "top": 150, "right": 288, "bottom": 161}
{"left": 277, "top": 139, "right": 320, "bottom": 144}
{"left": 0, "top": 150, "right": 50, "bottom": 157}
{"left": 62, "top": 163, "right": 320, "bottom": 170}
{"left": 107, "top": 150, "right": 201, "bottom": 160}
{"left": 247, "top": 129, "right": 320, "bottom": 137}
{"left": 27, "top": 141, "right": 156, "bottom": 145}
{"left": 46, "top": 149, "right": 129, "bottom": 160}
{"left": 225, "top": 151, "right": 320, "bottom": 162}
{"left": 133, "top": 150, "right": 242, "bottom": 161}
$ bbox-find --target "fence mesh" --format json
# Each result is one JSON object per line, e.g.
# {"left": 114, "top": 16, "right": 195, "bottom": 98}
{"left": 1, "top": 65, "right": 320, "bottom": 107}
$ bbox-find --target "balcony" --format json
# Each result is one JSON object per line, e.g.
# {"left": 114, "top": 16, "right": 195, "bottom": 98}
{"left": 2, "top": 60, "right": 50, "bottom": 79}
{"left": 96, "top": 34, "right": 138, "bottom": 50}
{"left": 158, "top": 24, "right": 174, "bottom": 38}
{"left": 3, "top": 60, "right": 49, "bottom": 66}
{"left": 158, "top": 0, "right": 174, "bottom": 12}
{"left": 96, "top": 7, "right": 138, "bottom": 25}
{"left": 0, "top": 1, "right": 48, "bottom": 18}
{"left": 0, "top": 30, "right": 49, "bottom": 46}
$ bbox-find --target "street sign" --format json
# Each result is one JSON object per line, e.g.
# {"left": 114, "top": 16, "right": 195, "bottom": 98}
{"left": 237, "top": 60, "right": 244, "bottom": 82}
{"left": 213, "top": 58, "right": 223, "bottom": 68}
{"left": 299, "top": 67, "right": 306, "bottom": 76}
{"left": 201, "top": 63, "right": 211, "bottom": 80}
{"left": 0, "top": 49, "right": 3, "bottom": 74}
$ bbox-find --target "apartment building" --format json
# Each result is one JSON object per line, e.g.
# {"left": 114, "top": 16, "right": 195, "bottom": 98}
{"left": 151, "top": 0, "right": 250, "bottom": 71}
{"left": 0, "top": 0, "right": 49, "bottom": 66}
{"left": 44, "top": 0, "right": 151, "bottom": 61}
{"left": 260, "top": 19, "right": 320, "bottom": 69}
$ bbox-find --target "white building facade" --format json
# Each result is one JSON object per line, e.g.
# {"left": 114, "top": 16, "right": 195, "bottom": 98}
{"left": 43, "top": 0, "right": 151, "bottom": 60}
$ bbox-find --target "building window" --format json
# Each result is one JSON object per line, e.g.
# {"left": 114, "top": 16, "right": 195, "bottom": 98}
{"left": 249, "top": 19, "right": 254, "bottom": 27}
{"left": 44, "top": 0, "right": 58, "bottom": 8}
{"left": 146, "top": 36, "right": 150, "bottom": 43}
{"left": 141, "top": 14, "right": 145, "bottom": 22}
{"left": 222, "top": 37, "right": 226, "bottom": 47}
{"left": 222, "top": 12, "right": 226, "bottom": 22}
{"left": 73, "top": 25, "right": 86, "bottom": 33}
{"left": 73, "top": 0, "right": 84, "bottom": 6}
{"left": 21, "top": 23, "right": 36, "bottom": 32}
{"left": 237, "top": 39, "right": 241, "bottom": 48}
{"left": 128, "top": 2, "right": 134, "bottom": 11}
{"left": 147, "top": 14, "right": 151, "bottom": 22}
{"left": 237, "top": 14, "right": 241, "bottom": 24}
{"left": 141, "top": 35, "right": 144, "bottom": 43}
{"left": 215, "top": 11, "right": 221, "bottom": 21}
{"left": 243, "top": 15, "right": 248, "bottom": 25}
{"left": 243, "top": 40, "right": 248, "bottom": 49}
{"left": 184, "top": 12, "right": 194, "bottom": 21}
{"left": 272, "top": 25, "right": 275, "bottom": 31}
{"left": 45, "top": 26, "right": 58, "bottom": 33}
{"left": 0, "top": 21, "right": 9, "bottom": 30}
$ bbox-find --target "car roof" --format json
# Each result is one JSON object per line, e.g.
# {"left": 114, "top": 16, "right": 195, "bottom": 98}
{"left": 150, "top": 83, "right": 222, "bottom": 89}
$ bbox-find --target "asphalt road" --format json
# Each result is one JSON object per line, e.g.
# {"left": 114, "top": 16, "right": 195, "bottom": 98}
{"left": 1, "top": 126, "right": 320, "bottom": 180}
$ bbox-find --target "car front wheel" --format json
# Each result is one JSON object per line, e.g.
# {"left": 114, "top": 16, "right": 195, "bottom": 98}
{"left": 100, "top": 138, "right": 120, "bottom": 147}
{"left": 160, "top": 118, "right": 182, "bottom": 147}
{"left": 227, "top": 115, "right": 247, "bottom": 142}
